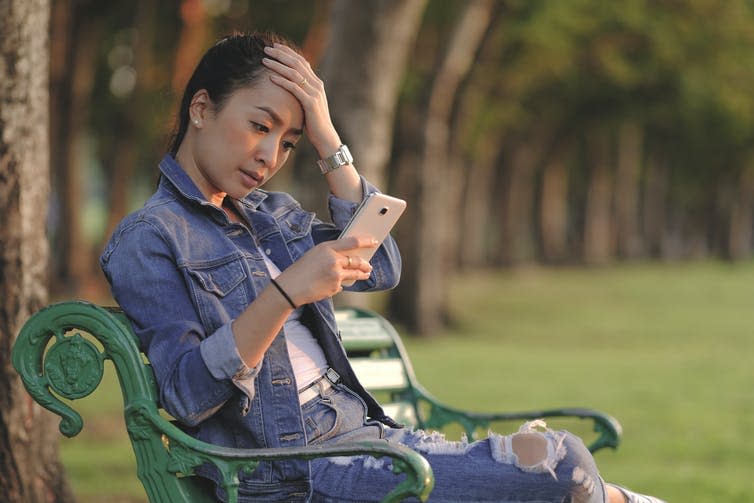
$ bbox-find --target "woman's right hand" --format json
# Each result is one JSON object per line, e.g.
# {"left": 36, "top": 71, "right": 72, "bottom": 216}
{"left": 275, "top": 236, "right": 378, "bottom": 305}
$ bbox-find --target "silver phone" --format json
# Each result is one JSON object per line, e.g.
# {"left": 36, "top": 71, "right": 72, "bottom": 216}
{"left": 338, "top": 193, "right": 406, "bottom": 262}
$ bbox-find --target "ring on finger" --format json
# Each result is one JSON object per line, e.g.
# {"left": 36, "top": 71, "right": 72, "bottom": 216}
{"left": 299, "top": 76, "right": 307, "bottom": 87}
{"left": 346, "top": 256, "right": 353, "bottom": 268}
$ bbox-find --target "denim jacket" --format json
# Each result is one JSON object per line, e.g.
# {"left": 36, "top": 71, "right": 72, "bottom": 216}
{"left": 100, "top": 155, "right": 402, "bottom": 501}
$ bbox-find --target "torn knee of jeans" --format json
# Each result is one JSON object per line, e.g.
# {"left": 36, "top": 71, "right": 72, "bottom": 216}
{"left": 489, "top": 421, "right": 567, "bottom": 479}
{"left": 410, "top": 429, "right": 471, "bottom": 456}
{"left": 328, "top": 455, "right": 390, "bottom": 471}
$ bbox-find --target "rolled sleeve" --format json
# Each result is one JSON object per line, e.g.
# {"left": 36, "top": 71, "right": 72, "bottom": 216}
{"left": 200, "top": 322, "right": 261, "bottom": 400}
{"left": 328, "top": 176, "right": 378, "bottom": 229}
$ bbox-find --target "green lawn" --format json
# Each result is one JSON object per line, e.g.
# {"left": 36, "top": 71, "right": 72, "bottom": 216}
{"left": 59, "top": 260, "right": 754, "bottom": 502}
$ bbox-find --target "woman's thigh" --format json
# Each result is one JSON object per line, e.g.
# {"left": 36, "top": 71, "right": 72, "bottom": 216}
{"left": 301, "top": 383, "right": 383, "bottom": 445}
{"left": 310, "top": 421, "right": 606, "bottom": 503}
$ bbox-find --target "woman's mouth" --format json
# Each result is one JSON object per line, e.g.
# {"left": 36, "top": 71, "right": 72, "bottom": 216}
{"left": 239, "top": 169, "right": 262, "bottom": 189}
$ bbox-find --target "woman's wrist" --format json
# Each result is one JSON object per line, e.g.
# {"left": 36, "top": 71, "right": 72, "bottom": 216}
{"left": 310, "top": 129, "right": 342, "bottom": 161}
{"left": 269, "top": 278, "right": 297, "bottom": 310}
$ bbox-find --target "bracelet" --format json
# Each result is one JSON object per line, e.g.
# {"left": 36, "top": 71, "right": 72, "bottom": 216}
{"left": 270, "top": 278, "right": 297, "bottom": 309}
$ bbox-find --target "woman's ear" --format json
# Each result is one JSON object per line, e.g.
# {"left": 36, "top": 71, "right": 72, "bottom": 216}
{"left": 189, "top": 89, "right": 210, "bottom": 127}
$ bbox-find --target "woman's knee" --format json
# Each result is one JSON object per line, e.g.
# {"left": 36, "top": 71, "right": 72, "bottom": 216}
{"left": 489, "top": 422, "right": 604, "bottom": 503}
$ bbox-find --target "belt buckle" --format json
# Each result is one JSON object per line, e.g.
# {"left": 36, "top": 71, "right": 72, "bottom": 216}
{"left": 324, "top": 368, "right": 340, "bottom": 385}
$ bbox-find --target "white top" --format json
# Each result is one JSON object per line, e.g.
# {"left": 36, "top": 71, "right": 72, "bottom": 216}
{"left": 261, "top": 251, "right": 328, "bottom": 402}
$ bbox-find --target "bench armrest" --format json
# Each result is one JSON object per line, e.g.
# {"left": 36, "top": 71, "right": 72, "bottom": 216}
{"left": 128, "top": 402, "right": 434, "bottom": 503}
{"left": 412, "top": 384, "right": 622, "bottom": 453}
{"left": 12, "top": 301, "right": 434, "bottom": 503}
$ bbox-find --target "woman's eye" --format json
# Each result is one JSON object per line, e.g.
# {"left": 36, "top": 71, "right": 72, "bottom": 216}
{"left": 250, "top": 122, "right": 269, "bottom": 133}
{"left": 282, "top": 141, "right": 297, "bottom": 152}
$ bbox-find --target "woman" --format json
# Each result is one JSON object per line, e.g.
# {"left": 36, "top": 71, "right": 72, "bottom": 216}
{"left": 101, "top": 32, "right": 664, "bottom": 503}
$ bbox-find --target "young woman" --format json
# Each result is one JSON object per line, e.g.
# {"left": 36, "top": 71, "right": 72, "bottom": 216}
{"left": 100, "top": 32, "right": 664, "bottom": 503}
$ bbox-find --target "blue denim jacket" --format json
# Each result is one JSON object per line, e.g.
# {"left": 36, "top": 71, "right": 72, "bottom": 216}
{"left": 100, "top": 155, "right": 402, "bottom": 501}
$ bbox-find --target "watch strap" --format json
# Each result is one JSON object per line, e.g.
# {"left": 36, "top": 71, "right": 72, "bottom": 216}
{"left": 317, "top": 144, "right": 353, "bottom": 174}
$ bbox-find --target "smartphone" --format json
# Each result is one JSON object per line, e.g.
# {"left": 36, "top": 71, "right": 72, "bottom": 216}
{"left": 338, "top": 193, "right": 407, "bottom": 262}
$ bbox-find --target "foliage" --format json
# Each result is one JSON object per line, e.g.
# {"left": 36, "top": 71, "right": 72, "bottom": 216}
{"left": 52, "top": 0, "right": 754, "bottom": 295}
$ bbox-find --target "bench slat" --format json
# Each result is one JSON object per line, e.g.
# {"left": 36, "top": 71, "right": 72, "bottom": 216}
{"left": 349, "top": 358, "right": 408, "bottom": 391}
{"left": 382, "top": 402, "right": 417, "bottom": 426}
{"left": 339, "top": 319, "right": 394, "bottom": 351}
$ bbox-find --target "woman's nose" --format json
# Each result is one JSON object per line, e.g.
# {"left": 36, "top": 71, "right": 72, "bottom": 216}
{"left": 255, "top": 139, "right": 278, "bottom": 168}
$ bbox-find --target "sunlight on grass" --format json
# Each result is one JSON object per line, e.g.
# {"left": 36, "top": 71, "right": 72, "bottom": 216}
{"left": 59, "top": 260, "right": 754, "bottom": 502}
{"left": 402, "top": 260, "right": 754, "bottom": 502}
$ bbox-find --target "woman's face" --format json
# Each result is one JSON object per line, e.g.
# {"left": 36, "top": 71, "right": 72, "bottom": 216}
{"left": 187, "top": 76, "right": 304, "bottom": 206}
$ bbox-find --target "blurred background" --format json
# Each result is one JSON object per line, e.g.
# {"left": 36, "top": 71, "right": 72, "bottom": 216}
{"left": 51, "top": 0, "right": 754, "bottom": 332}
{"left": 35, "top": 0, "right": 754, "bottom": 501}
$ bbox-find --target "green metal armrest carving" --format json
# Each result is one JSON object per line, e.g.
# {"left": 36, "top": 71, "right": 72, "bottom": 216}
{"left": 12, "top": 301, "right": 434, "bottom": 503}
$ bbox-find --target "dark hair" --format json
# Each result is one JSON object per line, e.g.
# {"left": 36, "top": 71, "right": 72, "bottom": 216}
{"left": 168, "top": 32, "right": 302, "bottom": 155}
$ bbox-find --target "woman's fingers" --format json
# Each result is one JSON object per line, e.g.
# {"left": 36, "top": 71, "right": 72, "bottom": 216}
{"left": 340, "top": 253, "right": 371, "bottom": 272}
{"left": 262, "top": 45, "right": 319, "bottom": 89}
{"left": 262, "top": 44, "right": 337, "bottom": 151}
{"left": 330, "top": 235, "right": 379, "bottom": 253}
{"left": 285, "top": 239, "right": 375, "bottom": 297}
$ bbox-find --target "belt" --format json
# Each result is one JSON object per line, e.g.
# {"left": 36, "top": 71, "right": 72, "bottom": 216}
{"left": 298, "top": 368, "right": 341, "bottom": 404}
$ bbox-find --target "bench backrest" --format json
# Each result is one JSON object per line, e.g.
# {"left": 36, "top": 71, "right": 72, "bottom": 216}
{"left": 336, "top": 308, "right": 424, "bottom": 429}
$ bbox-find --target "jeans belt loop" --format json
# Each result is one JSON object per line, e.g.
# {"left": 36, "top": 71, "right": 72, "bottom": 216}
{"left": 298, "top": 368, "right": 340, "bottom": 404}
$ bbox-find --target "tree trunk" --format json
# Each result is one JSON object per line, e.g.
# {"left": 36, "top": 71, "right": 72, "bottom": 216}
{"left": 614, "top": 121, "right": 643, "bottom": 259}
{"left": 49, "top": 0, "right": 99, "bottom": 296}
{"left": 172, "top": 0, "right": 211, "bottom": 95}
{"left": 726, "top": 163, "right": 754, "bottom": 260}
{"left": 540, "top": 153, "right": 570, "bottom": 263}
{"left": 459, "top": 137, "right": 500, "bottom": 268}
{"left": 303, "top": 0, "right": 427, "bottom": 309}
{"left": 292, "top": 0, "right": 428, "bottom": 215}
{"left": 102, "top": 0, "right": 158, "bottom": 246}
{"left": 320, "top": 0, "right": 428, "bottom": 189}
{"left": 583, "top": 127, "right": 614, "bottom": 265}
{"left": 399, "top": 0, "right": 495, "bottom": 335}
{"left": 499, "top": 139, "right": 541, "bottom": 265}
{"left": 642, "top": 153, "right": 669, "bottom": 258}
{"left": 0, "top": 1, "right": 74, "bottom": 501}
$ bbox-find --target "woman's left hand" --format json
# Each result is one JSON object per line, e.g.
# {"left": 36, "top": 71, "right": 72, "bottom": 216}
{"left": 262, "top": 44, "right": 340, "bottom": 157}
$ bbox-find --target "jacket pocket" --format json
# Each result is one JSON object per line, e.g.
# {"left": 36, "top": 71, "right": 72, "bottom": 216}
{"left": 187, "top": 258, "right": 246, "bottom": 297}
{"left": 183, "top": 257, "right": 249, "bottom": 330}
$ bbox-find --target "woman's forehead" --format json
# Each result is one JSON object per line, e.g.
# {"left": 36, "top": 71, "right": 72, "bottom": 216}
{"left": 227, "top": 80, "right": 304, "bottom": 130}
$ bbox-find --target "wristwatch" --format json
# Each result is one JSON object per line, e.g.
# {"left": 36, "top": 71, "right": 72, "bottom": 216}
{"left": 317, "top": 144, "right": 353, "bottom": 174}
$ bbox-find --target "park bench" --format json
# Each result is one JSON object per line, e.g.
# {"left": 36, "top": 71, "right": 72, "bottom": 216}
{"left": 12, "top": 300, "right": 622, "bottom": 503}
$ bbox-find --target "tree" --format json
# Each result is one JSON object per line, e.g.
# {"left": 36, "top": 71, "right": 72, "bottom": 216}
{"left": 290, "top": 0, "right": 428, "bottom": 309}
{"left": 392, "top": 0, "right": 496, "bottom": 334}
{"left": 0, "top": 1, "right": 75, "bottom": 501}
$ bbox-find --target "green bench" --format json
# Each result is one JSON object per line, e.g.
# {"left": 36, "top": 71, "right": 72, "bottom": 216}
{"left": 335, "top": 308, "right": 622, "bottom": 453}
{"left": 12, "top": 300, "right": 622, "bottom": 503}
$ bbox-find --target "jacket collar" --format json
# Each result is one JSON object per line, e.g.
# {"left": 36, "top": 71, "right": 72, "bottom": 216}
{"left": 158, "top": 154, "right": 269, "bottom": 210}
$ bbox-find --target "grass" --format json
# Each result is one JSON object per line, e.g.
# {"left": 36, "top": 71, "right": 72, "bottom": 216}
{"left": 58, "top": 260, "right": 754, "bottom": 502}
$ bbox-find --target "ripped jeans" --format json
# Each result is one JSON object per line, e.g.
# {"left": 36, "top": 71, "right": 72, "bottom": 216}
{"left": 306, "top": 383, "right": 607, "bottom": 503}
